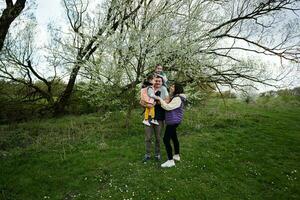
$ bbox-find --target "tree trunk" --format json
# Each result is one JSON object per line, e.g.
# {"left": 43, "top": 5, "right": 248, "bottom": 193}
{"left": 53, "top": 64, "right": 81, "bottom": 115}
{"left": 124, "top": 85, "right": 138, "bottom": 129}
{"left": 52, "top": 0, "right": 145, "bottom": 115}
{"left": 0, "top": 0, "right": 26, "bottom": 51}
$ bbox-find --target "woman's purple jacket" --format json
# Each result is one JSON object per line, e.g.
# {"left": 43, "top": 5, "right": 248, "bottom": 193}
{"left": 165, "top": 95, "right": 186, "bottom": 125}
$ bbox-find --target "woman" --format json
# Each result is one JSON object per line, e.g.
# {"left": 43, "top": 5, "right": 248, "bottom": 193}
{"left": 157, "top": 83, "right": 186, "bottom": 168}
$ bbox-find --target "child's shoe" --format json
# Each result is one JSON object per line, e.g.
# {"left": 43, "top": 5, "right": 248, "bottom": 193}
{"left": 151, "top": 119, "right": 159, "bottom": 125}
{"left": 173, "top": 154, "right": 180, "bottom": 161}
{"left": 161, "top": 159, "right": 175, "bottom": 168}
{"left": 142, "top": 120, "right": 151, "bottom": 126}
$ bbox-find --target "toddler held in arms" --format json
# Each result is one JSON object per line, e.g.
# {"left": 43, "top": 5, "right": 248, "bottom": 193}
{"left": 140, "top": 74, "right": 159, "bottom": 126}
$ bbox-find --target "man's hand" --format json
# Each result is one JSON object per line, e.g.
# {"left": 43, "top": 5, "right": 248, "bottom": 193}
{"left": 156, "top": 96, "right": 163, "bottom": 101}
{"left": 153, "top": 95, "right": 160, "bottom": 100}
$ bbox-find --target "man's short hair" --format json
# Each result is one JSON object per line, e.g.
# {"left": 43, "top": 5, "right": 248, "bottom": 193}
{"left": 155, "top": 74, "right": 164, "bottom": 84}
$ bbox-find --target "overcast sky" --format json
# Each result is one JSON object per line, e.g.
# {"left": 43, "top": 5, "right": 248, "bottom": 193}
{"left": 35, "top": 0, "right": 64, "bottom": 44}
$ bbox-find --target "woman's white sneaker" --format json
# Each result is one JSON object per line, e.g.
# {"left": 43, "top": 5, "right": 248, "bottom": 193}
{"left": 173, "top": 154, "right": 180, "bottom": 161}
{"left": 161, "top": 160, "right": 175, "bottom": 168}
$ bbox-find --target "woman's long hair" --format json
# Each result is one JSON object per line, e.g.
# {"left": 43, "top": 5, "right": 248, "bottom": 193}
{"left": 172, "top": 82, "right": 184, "bottom": 96}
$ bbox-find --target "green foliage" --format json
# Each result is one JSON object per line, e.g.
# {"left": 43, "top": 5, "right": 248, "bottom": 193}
{"left": 77, "top": 82, "right": 121, "bottom": 111}
{"left": 184, "top": 82, "right": 214, "bottom": 106}
{"left": 277, "top": 89, "right": 293, "bottom": 96}
{"left": 212, "top": 90, "right": 237, "bottom": 99}
{"left": 256, "top": 95, "right": 300, "bottom": 109}
{"left": 65, "top": 88, "right": 98, "bottom": 115}
{"left": 0, "top": 99, "right": 46, "bottom": 124}
{"left": 77, "top": 81, "right": 140, "bottom": 112}
{"left": 34, "top": 79, "right": 66, "bottom": 97}
{"left": 0, "top": 81, "right": 47, "bottom": 123}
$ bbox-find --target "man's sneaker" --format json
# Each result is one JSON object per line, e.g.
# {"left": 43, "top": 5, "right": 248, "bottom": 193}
{"left": 142, "top": 120, "right": 151, "bottom": 126}
{"left": 155, "top": 155, "right": 161, "bottom": 161}
{"left": 173, "top": 154, "right": 180, "bottom": 161}
{"left": 151, "top": 119, "right": 159, "bottom": 125}
{"left": 142, "top": 156, "right": 150, "bottom": 164}
{"left": 161, "top": 160, "right": 175, "bottom": 168}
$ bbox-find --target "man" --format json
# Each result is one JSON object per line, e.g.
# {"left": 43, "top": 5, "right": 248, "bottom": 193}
{"left": 142, "top": 75, "right": 169, "bottom": 163}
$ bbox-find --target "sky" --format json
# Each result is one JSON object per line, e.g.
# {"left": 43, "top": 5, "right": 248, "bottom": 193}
{"left": 2, "top": 0, "right": 300, "bottom": 92}
{"left": 36, "top": 0, "right": 63, "bottom": 24}
{"left": 36, "top": 0, "right": 65, "bottom": 44}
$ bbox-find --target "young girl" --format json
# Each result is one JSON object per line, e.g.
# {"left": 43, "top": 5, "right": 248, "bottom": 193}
{"left": 140, "top": 74, "right": 159, "bottom": 126}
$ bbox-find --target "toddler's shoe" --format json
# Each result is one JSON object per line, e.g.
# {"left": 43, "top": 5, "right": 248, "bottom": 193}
{"left": 142, "top": 120, "right": 151, "bottom": 126}
{"left": 151, "top": 119, "right": 159, "bottom": 125}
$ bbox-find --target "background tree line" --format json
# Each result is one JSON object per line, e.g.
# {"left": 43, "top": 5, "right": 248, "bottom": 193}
{"left": 0, "top": 0, "right": 299, "bottom": 123}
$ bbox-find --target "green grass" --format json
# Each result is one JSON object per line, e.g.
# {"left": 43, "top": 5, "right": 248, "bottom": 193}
{"left": 0, "top": 97, "right": 300, "bottom": 200}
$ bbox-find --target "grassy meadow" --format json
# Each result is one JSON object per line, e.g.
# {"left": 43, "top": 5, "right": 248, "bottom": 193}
{"left": 0, "top": 96, "right": 300, "bottom": 200}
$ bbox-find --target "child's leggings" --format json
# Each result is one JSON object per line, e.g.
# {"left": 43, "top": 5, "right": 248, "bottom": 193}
{"left": 144, "top": 107, "right": 155, "bottom": 120}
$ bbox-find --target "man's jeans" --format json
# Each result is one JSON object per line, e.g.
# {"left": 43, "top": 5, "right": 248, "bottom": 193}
{"left": 145, "top": 120, "right": 164, "bottom": 157}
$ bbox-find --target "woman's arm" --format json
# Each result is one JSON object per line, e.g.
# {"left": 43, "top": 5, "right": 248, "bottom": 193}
{"left": 159, "top": 96, "right": 181, "bottom": 111}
